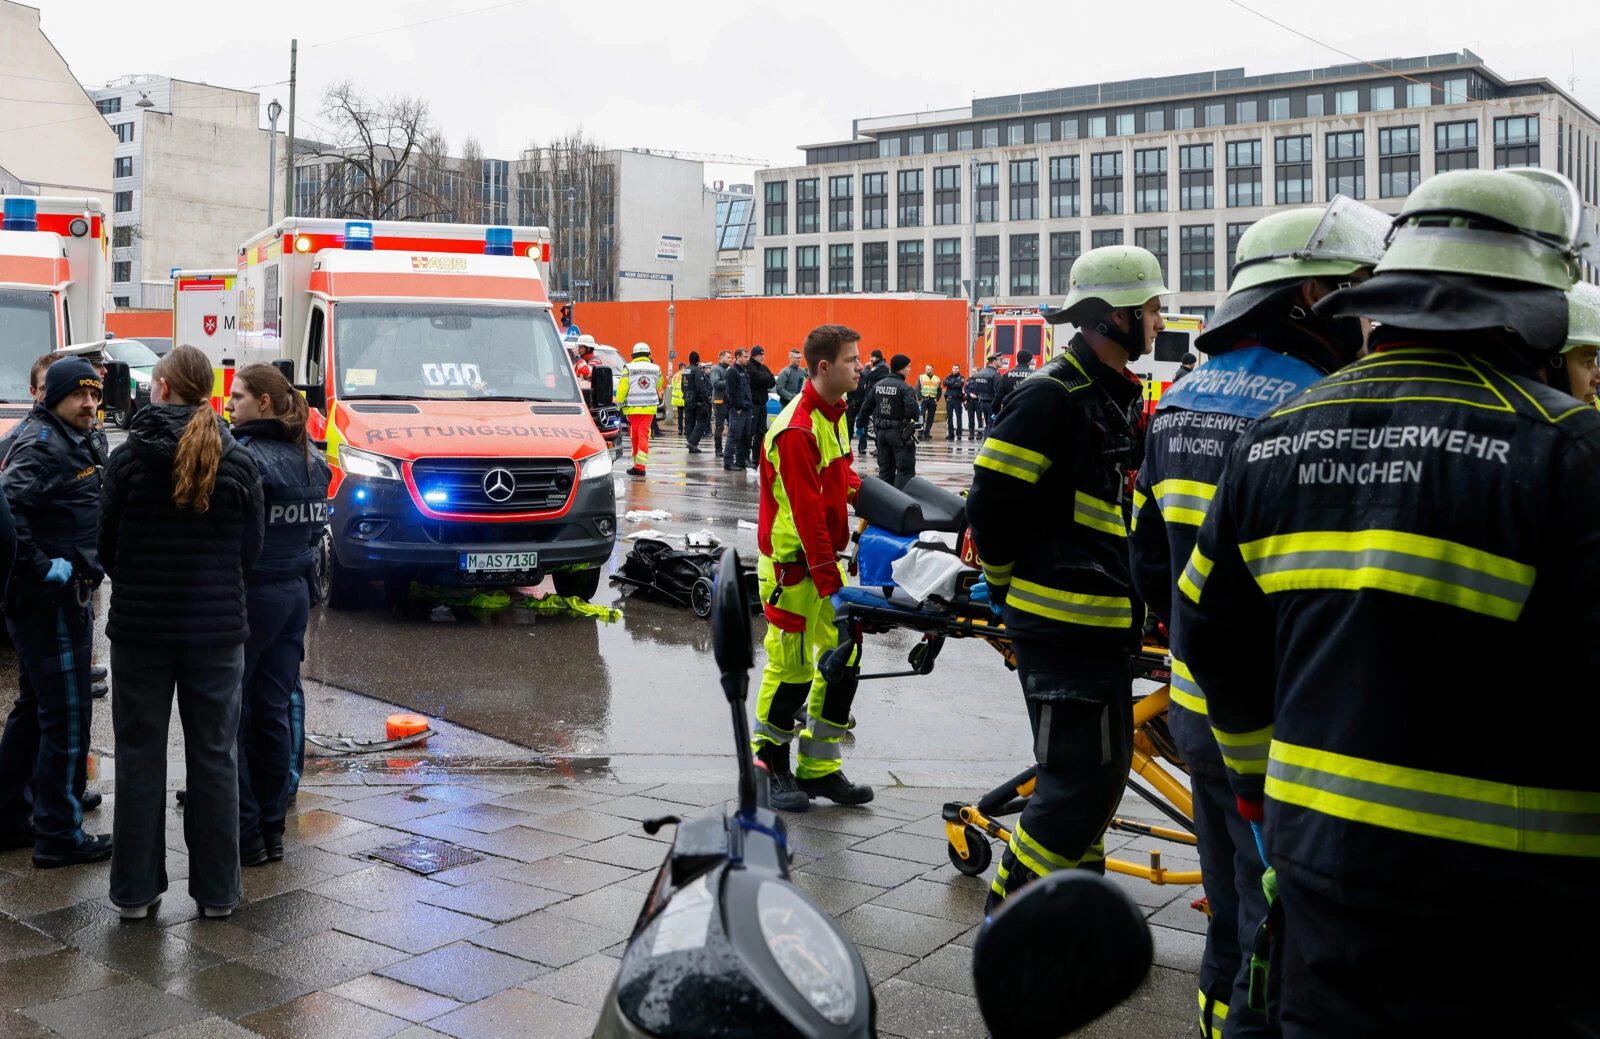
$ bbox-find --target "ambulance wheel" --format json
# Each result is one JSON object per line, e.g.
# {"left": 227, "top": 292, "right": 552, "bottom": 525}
{"left": 690, "top": 577, "right": 714, "bottom": 617}
{"left": 553, "top": 568, "right": 602, "bottom": 601}
{"left": 310, "top": 528, "right": 333, "bottom": 606}
{"left": 948, "top": 826, "right": 992, "bottom": 876}
{"left": 325, "top": 551, "right": 364, "bottom": 611}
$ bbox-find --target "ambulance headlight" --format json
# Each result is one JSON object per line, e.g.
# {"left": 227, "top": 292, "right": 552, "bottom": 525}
{"left": 295, "top": 236, "right": 313, "bottom": 253}
{"left": 339, "top": 446, "right": 400, "bottom": 481}
{"left": 579, "top": 451, "right": 612, "bottom": 481}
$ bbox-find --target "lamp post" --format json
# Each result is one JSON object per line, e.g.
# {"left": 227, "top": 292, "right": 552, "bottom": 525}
{"left": 968, "top": 155, "right": 980, "bottom": 374}
{"left": 266, "top": 99, "right": 283, "bottom": 227}
{"left": 563, "top": 184, "right": 578, "bottom": 302}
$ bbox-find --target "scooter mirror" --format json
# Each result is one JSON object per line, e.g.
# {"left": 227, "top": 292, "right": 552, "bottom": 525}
{"left": 711, "top": 547, "right": 753, "bottom": 681}
{"left": 972, "top": 872, "right": 1152, "bottom": 1038}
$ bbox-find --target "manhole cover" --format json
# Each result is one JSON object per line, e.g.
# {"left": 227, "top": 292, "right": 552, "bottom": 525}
{"left": 371, "top": 837, "right": 483, "bottom": 875}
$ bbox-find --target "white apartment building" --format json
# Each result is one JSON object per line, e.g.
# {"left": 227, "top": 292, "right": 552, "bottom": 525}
{"left": 756, "top": 51, "right": 1600, "bottom": 318}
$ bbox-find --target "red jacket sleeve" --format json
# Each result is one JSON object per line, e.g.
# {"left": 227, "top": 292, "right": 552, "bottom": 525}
{"left": 775, "top": 428, "right": 843, "bottom": 596}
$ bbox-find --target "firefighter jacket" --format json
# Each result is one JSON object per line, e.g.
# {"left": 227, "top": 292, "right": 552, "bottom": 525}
{"left": 873, "top": 370, "right": 920, "bottom": 439}
{"left": 918, "top": 373, "right": 942, "bottom": 400}
{"left": 967, "top": 337, "right": 1144, "bottom": 648}
{"left": 991, "top": 362, "right": 1035, "bottom": 415}
{"left": 1173, "top": 339, "right": 1600, "bottom": 914}
{"left": 232, "top": 419, "right": 331, "bottom": 585}
{"left": 1128, "top": 346, "right": 1325, "bottom": 778}
{"left": 615, "top": 360, "right": 662, "bottom": 416}
{"left": 757, "top": 380, "right": 861, "bottom": 600}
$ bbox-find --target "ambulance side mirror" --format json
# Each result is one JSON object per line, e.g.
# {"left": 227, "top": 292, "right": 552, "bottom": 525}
{"left": 101, "top": 361, "right": 131, "bottom": 413}
{"left": 296, "top": 382, "right": 327, "bottom": 412}
{"left": 272, "top": 358, "right": 294, "bottom": 383}
{"left": 590, "top": 365, "right": 615, "bottom": 407}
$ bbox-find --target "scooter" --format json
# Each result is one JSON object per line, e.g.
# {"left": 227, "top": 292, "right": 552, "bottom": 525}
{"left": 595, "top": 547, "right": 1156, "bottom": 1039}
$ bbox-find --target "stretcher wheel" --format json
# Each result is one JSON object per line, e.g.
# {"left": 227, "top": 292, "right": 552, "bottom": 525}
{"left": 948, "top": 826, "right": 992, "bottom": 876}
{"left": 691, "top": 577, "right": 714, "bottom": 618}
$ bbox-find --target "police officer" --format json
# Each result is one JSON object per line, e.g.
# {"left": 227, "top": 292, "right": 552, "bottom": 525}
{"left": 966, "top": 355, "right": 999, "bottom": 439}
{"left": 1549, "top": 283, "right": 1600, "bottom": 405}
{"left": 967, "top": 246, "right": 1166, "bottom": 911}
{"left": 615, "top": 342, "right": 662, "bottom": 476}
{"left": 1176, "top": 168, "right": 1600, "bottom": 1035}
{"left": 873, "top": 354, "right": 920, "bottom": 489}
{"left": 916, "top": 364, "right": 941, "bottom": 440}
{"left": 710, "top": 350, "right": 732, "bottom": 455}
{"left": 0, "top": 358, "right": 111, "bottom": 866}
{"left": 670, "top": 362, "right": 686, "bottom": 431}
{"left": 682, "top": 351, "right": 713, "bottom": 453}
{"left": 226, "top": 364, "right": 330, "bottom": 866}
{"left": 851, "top": 349, "right": 889, "bottom": 455}
{"left": 990, "top": 348, "right": 1035, "bottom": 420}
{"left": 1129, "top": 197, "right": 1388, "bottom": 1039}
{"left": 942, "top": 365, "right": 966, "bottom": 440}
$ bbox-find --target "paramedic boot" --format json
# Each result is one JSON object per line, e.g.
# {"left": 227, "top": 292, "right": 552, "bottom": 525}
{"left": 756, "top": 743, "right": 810, "bottom": 813}
{"left": 798, "top": 771, "right": 874, "bottom": 806}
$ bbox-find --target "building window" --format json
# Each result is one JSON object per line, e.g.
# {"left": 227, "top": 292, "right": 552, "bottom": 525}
{"left": 1378, "top": 126, "right": 1422, "bottom": 198}
{"left": 112, "top": 261, "right": 131, "bottom": 283}
{"left": 1226, "top": 222, "right": 1253, "bottom": 287}
{"left": 828, "top": 244, "right": 854, "bottom": 292}
{"left": 1116, "top": 113, "right": 1135, "bottom": 136}
{"left": 898, "top": 240, "right": 924, "bottom": 292}
{"left": 1327, "top": 131, "right": 1365, "bottom": 199}
{"left": 1495, "top": 116, "right": 1540, "bottom": 168}
{"left": 862, "top": 242, "right": 888, "bottom": 293}
{"left": 879, "top": 137, "right": 901, "bottom": 158}
{"left": 1134, "top": 148, "right": 1167, "bottom": 213}
{"left": 1091, "top": 229, "right": 1123, "bottom": 248}
{"left": 294, "top": 164, "right": 320, "bottom": 217}
{"left": 958, "top": 129, "right": 973, "bottom": 150}
{"left": 1306, "top": 94, "right": 1326, "bottom": 118}
{"left": 1090, "top": 152, "right": 1123, "bottom": 216}
{"left": 113, "top": 190, "right": 132, "bottom": 213}
{"left": 113, "top": 122, "right": 133, "bottom": 144}
{"left": 1268, "top": 97, "right": 1290, "bottom": 121}
{"left": 1371, "top": 86, "right": 1395, "bottom": 112}
{"left": 983, "top": 127, "right": 999, "bottom": 148}
{"left": 976, "top": 162, "right": 999, "bottom": 223}
{"left": 1009, "top": 235, "right": 1039, "bottom": 296}
{"left": 113, "top": 156, "right": 132, "bottom": 179}
{"left": 1034, "top": 122, "right": 1052, "bottom": 143}
{"left": 1335, "top": 90, "right": 1359, "bottom": 115}
{"left": 898, "top": 169, "right": 924, "bottom": 227}
{"left": 1174, "top": 108, "right": 1195, "bottom": 130}
{"left": 1089, "top": 117, "right": 1108, "bottom": 139}
{"left": 96, "top": 96, "right": 121, "bottom": 115}
{"left": 796, "top": 246, "right": 820, "bottom": 295}
{"left": 1146, "top": 109, "right": 1165, "bottom": 133}
{"left": 1225, "top": 140, "right": 1262, "bottom": 208}
{"left": 1010, "top": 159, "right": 1039, "bottom": 220}
{"left": 1436, "top": 120, "right": 1480, "bottom": 172}
{"left": 113, "top": 296, "right": 129, "bottom": 308}
{"left": 1205, "top": 104, "right": 1225, "bottom": 127}
{"left": 909, "top": 136, "right": 925, "bottom": 155}
{"left": 1060, "top": 119, "right": 1079, "bottom": 140}
{"left": 933, "top": 238, "right": 961, "bottom": 296}
{"left": 1181, "top": 305, "right": 1215, "bottom": 322}
{"left": 933, "top": 132, "right": 949, "bottom": 153}
{"left": 1134, "top": 227, "right": 1169, "bottom": 285}
{"left": 862, "top": 172, "right": 888, "bottom": 230}
{"left": 1275, "top": 135, "right": 1313, "bottom": 204}
{"left": 829, "top": 176, "right": 854, "bottom": 232}
{"left": 1443, "top": 77, "right": 1469, "bottom": 103}
{"left": 933, "top": 166, "right": 961, "bottom": 225}
{"left": 1049, "top": 231, "right": 1080, "bottom": 295}
{"left": 796, "top": 178, "right": 820, "bottom": 234}
{"left": 1406, "top": 82, "right": 1432, "bottom": 108}
{"left": 1180, "top": 225, "right": 1215, "bottom": 292}
{"left": 1236, "top": 99, "right": 1257, "bottom": 124}
{"left": 764, "top": 181, "right": 787, "bottom": 236}
{"left": 976, "top": 236, "right": 999, "bottom": 297}
{"left": 764, "top": 248, "right": 787, "bottom": 295}
{"left": 1179, "top": 144, "right": 1214, "bottom": 211}
{"left": 111, "top": 225, "right": 133, "bottom": 248}
{"left": 1008, "top": 125, "right": 1025, "bottom": 146}
{"left": 1049, "top": 156, "right": 1080, "bottom": 218}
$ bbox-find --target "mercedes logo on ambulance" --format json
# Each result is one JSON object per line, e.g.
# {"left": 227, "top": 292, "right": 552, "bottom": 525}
{"left": 482, "top": 468, "right": 516, "bottom": 503}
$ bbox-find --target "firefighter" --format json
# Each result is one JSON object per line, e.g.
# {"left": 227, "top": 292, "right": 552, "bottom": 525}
{"left": 751, "top": 324, "right": 870, "bottom": 813}
{"left": 990, "top": 348, "right": 1035, "bottom": 420}
{"left": 1175, "top": 168, "right": 1600, "bottom": 1036}
{"left": 916, "top": 363, "right": 941, "bottom": 440}
{"left": 1550, "top": 282, "right": 1600, "bottom": 405}
{"left": 872, "top": 354, "right": 920, "bottom": 489}
{"left": 614, "top": 342, "right": 661, "bottom": 476}
{"left": 967, "top": 246, "right": 1166, "bottom": 911}
{"left": 1128, "top": 197, "right": 1388, "bottom": 1039}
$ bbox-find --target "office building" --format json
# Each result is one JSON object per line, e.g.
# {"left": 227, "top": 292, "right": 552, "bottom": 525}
{"left": 711, "top": 182, "right": 757, "bottom": 296}
{"left": 0, "top": 1, "right": 116, "bottom": 204}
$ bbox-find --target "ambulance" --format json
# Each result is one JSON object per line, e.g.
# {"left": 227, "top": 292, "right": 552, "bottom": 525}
{"left": 172, "top": 268, "right": 238, "bottom": 368}
{"left": 1128, "top": 312, "right": 1206, "bottom": 414}
{"left": 232, "top": 217, "right": 616, "bottom": 608}
{"left": 978, "top": 306, "right": 1055, "bottom": 372}
{"left": 0, "top": 196, "right": 108, "bottom": 433}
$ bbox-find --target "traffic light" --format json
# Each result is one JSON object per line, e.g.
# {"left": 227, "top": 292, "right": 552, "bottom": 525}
{"left": 560, "top": 304, "right": 573, "bottom": 328}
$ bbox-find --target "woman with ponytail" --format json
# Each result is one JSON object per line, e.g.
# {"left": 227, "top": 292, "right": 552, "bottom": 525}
{"left": 99, "top": 345, "right": 263, "bottom": 920}
{"left": 225, "top": 364, "right": 328, "bottom": 866}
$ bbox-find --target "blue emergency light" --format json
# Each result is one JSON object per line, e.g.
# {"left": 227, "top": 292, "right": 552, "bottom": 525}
{"left": 423, "top": 489, "right": 449, "bottom": 505}
{"left": 485, "top": 226, "right": 514, "bottom": 256}
{"left": 343, "top": 221, "right": 374, "bottom": 250}
{"left": 2, "top": 198, "right": 38, "bottom": 232}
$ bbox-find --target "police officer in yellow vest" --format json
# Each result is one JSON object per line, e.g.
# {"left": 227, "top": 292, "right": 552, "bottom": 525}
{"left": 916, "top": 364, "right": 941, "bottom": 440}
{"left": 615, "top": 342, "right": 661, "bottom": 477}
{"left": 670, "top": 363, "right": 686, "bottom": 430}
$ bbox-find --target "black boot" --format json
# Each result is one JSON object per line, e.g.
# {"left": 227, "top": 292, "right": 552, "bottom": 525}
{"left": 33, "top": 833, "right": 113, "bottom": 869}
{"left": 755, "top": 744, "right": 809, "bottom": 813}
{"left": 81, "top": 791, "right": 102, "bottom": 811}
{"left": 240, "top": 834, "right": 269, "bottom": 867}
{"left": 798, "top": 770, "right": 874, "bottom": 806}
{"left": 264, "top": 831, "right": 285, "bottom": 862}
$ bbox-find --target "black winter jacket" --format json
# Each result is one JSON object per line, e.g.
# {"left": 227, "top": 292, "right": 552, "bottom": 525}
{"left": 232, "top": 419, "right": 330, "bottom": 585}
{"left": 99, "top": 405, "right": 264, "bottom": 647}
{"left": 746, "top": 360, "right": 776, "bottom": 406}
{"left": 725, "top": 363, "right": 754, "bottom": 411}
{"left": 0, "top": 405, "right": 102, "bottom": 607}
{"left": 682, "top": 366, "right": 712, "bottom": 409}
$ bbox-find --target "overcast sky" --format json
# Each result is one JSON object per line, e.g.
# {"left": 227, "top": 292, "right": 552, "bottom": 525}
{"left": 31, "top": 0, "right": 1600, "bottom": 184}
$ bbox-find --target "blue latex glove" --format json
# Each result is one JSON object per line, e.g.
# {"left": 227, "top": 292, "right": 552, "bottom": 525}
{"left": 968, "top": 579, "right": 1004, "bottom": 618}
{"left": 44, "top": 558, "right": 73, "bottom": 586}
{"left": 1249, "top": 821, "right": 1269, "bottom": 869}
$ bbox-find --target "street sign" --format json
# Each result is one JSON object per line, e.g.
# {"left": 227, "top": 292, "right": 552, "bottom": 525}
{"left": 548, "top": 290, "right": 571, "bottom": 300}
{"left": 619, "top": 271, "right": 674, "bottom": 281}
{"left": 572, "top": 280, "right": 592, "bottom": 288}
{"left": 564, "top": 325, "right": 582, "bottom": 341}
{"left": 656, "top": 235, "right": 683, "bottom": 261}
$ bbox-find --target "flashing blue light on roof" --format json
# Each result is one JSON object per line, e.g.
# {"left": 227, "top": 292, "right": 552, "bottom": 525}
{"left": 423, "top": 489, "right": 449, "bottom": 505}
{"left": 344, "top": 221, "right": 374, "bottom": 250}
{"left": 2, "top": 198, "right": 38, "bottom": 232}
{"left": 485, "top": 226, "right": 514, "bottom": 256}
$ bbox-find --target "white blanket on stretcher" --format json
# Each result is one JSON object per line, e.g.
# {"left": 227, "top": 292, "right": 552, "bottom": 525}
{"left": 890, "top": 533, "right": 972, "bottom": 603}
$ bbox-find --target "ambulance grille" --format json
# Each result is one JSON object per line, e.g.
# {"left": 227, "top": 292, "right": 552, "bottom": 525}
{"left": 530, "top": 404, "right": 584, "bottom": 416}
{"left": 409, "top": 457, "right": 576, "bottom": 514}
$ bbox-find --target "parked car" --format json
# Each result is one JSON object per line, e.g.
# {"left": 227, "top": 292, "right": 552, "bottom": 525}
{"left": 103, "top": 338, "right": 160, "bottom": 427}
{"left": 129, "top": 336, "right": 174, "bottom": 357}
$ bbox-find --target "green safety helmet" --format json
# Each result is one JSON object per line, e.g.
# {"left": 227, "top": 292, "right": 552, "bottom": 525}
{"left": 1046, "top": 245, "right": 1169, "bottom": 360}
{"left": 1565, "top": 282, "right": 1600, "bottom": 352}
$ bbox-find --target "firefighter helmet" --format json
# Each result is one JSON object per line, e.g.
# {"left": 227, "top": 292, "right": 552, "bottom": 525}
{"left": 1228, "top": 196, "right": 1389, "bottom": 295}
{"left": 1047, "top": 246, "right": 1169, "bottom": 326}
{"left": 1565, "top": 282, "right": 1600, "bottom": 351}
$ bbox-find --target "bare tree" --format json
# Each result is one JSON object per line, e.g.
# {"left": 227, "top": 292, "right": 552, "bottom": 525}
{"left": 301, "top": 82, "right": 456, "bottom": 221}
{"left": 520, "top": 130, "right": 620, "bottom": 301}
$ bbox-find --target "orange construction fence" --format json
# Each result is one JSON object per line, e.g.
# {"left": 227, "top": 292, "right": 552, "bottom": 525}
{"left": 106, "top": 310, "right": 174, "bottom": 339}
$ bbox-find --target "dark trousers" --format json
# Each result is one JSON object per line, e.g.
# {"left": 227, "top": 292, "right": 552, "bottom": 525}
{"left": 0, "top": 600, "right": 93, "bottom": 851}
{"left": 875, "top": 430, "right": 916, "bottom": 489}
{"left": 289, "top": 676, "right": 305, "bottom": 799}
{"left": 238, "top": 578, "right": 311, "bottom": 844}
{"left": 1191, "top": 770, "right": 1276, "bottom": 1038}
{"left": 989, "top": 636, "right": 1132, "bottom": 908}
{"left": 675, "top": 406, "right": 684, "bottom": 431}
{"left": 684, "top": 405, "right": 710, "bottom": 450}
{"left": 919, "top": 399, "right": 938, "bottom": 438}
{"left": 968, "top": 400, "right": 987, "bottom": 437}
{"left": 747, "top": 405, "right": 769, "bottom": 462}
{"left": 110, "top": 642, "right": 244, "bottom": 911}
{"left": 946, "top": 400, "right": 964, "bottom": 439}
{"left": 723, "top": 409, "right": 752, "bottom": 469}
{"left": 855, "top": 409, "right": 873, "bottom": 454}
{"left": 713, "top": 403, "right": 729, "bottom": 454}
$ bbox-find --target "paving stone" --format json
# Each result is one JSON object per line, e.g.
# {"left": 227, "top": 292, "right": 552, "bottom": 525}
{"left": 236, "top": 991, "right": 409, "bottom": 1039}
{"left": 863, "top": 795, "right": 942, "bottom": 821}
{"left": 851, "top": 830, "right": 951, "bottom": 864}
{"left": 318, "top": 826, "right": 414, "bottom": 858}
{"left": 790, "top": 873, "right": 886, "bottom": 916}
{"left": 0, "top": 949, "right": 125, "bottom": 1008}
{"left": 801, "top": 849, "right": 930, "bottom": 888}
{"left": 1146, "top": 888, "right": 1211, "bottom": 935}
{"left": 836, "top": 903, "right": 970, "bottom": 958}
{"left": 496, "top": 857, "right": 636, "bottom": 896}
{"left": 162, "top": 961, "right": 315, "bottom": 1019}
{"left": 284, "top": 810, "right": 374, "bottom": 846}
{"left": 330, "top": 974, "right": 463, "bottom": 1023}
{"left": 280, "top": 846, "right": 372, "bottom": 878}
{"left": 22, "top": 979, "right": 207, "bottom": 1039}
{"left": 487, "top": 789, "right": 607, "bottom": 815}
{"left": 897, "top": 943, "right": 975, "bottom": 996}
{"left": 67, "top": 916, "right": 226, "bottom": 985}
{"left": 428, "top": 987, "right": 598, "bottom": 1039}
{"left": 921, "top": 861, "right": 999, "bottom": 888}
{"left": 856, "top": 945, "right": 915, "bottom": 984}
{"left": 868, "top": 878, "right": 989, "bottom": 924}
{"left": 565, "top": 834, "right": 666, "bottom": 871}
{"left": 419, "top": 857, "right": 517, "bottom": 888}
{"left": 585, "top": 795, "right": 697, "bottom": 822}
{"left": 245, "top": 930, "right": 409, "bottom": 988}
{"left": 418, "top": 877, "right": 567, "bottom": 922}
{"left": 792, "top": 807, "right": 905, "bottom": 839}
{"left": 780, "top": 824, "right": 864, "bottom": 859}
{"left": 518, "top": 809, "right": 637, "bottom": 843}
{"left": 1124, "top": 965, "right": 1206, "bottom": 1023}
{"left": 1071, "top": 1001, "right": 1200, "bottom": 1038}
{"left": 240, "top": 860, "right": 334, "bottom": 902}
{"left": 144, "top": 1017, "right": 261, "bottom": 1039}
{"left": 311, "top": 866, "right": 456, "bottom": 912}
{"left": 42, "top": 861, "right": 115, "bottom": 901}
{"left": 632, "top": 783, "right": 733, "bottom": 807}
{"left": 161, "top": 918, "right": 281, "bottom": 959}
{"left": 473, "top": 910, "right": 626, "bottom": 968}
{"left": 0, "top": 915, "right": 65, "bottom": 961}
{"left": 376, "top": 942, "right": 547, "bottom": 1003}
{"left": 335, "top": 901, "right": 493, "bottom": 954}
{"left": 1150, "top": 923, "right": 1206, "bottom": 974}
{"left": 424, "top": 805, "right": 539, "bottom": 834}
{"left": 447, "top": 827, "right": 583, "bottom": 865}
{"left": 388, "top": 1028, "right": 449, "bottom": 1039}
{"left": 406, "top": 785, "right": 506, "bottom": 809}
{"left": 517, "top": 953, "right": 620, "bottom": 1011}
{"left": 0, "top": 872, "right": 81, "bottom": 917}
{"left": 226, "top": 889, "right": 373, "bottom": 944}
{"left": 871, "top": 978, "right": 988, "bottom": 1039}
{"left": 0, "top": 1007, "right": 52, "bottom": 1039}
{"left": 388, "top": 817, "right": 488, "bottom": 845}
{"left": 543, "top": 883, "right": 645, "bottom": 934}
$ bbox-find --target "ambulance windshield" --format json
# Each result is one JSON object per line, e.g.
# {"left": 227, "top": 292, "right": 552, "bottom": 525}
{"left": 0, "top": 289, "right": 55, "bottom": 401}
{"left": 333, "top": 302, "right": 580, "bottom": 403}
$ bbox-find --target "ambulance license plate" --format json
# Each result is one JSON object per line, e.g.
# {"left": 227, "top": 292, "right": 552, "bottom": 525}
{"left": 460, "top": 552, "right": 538, "bottom": 572}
